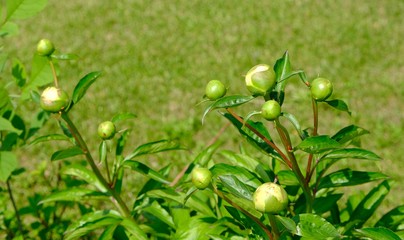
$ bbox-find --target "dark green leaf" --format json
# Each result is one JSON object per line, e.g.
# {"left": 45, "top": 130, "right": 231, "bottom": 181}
{"left": 122, "top": 160, "right": 170, "bottom": 184}
{"left": 99, "top": 140, "right": 107, "bottom": 165}
{"left": 282, "top": 112, "right": 307, "bottom": 140}
{"left": 51, "top": 146, "right": 84, "bottom": 161}
{"left": 295, "top": 213, "right": 341, "bottom": 239}
{"left": 99, "top": 224, "right": 118, "bottom": 240}
{"left": 116, "top": 129, "right": 129, "bottom": 156}
{"left": 322, "top": 148, "right": 381, "bottom": 161}
{"left": 39, "top": 188, "right": 109, "bottom": 204}
{"left": 211, "top": 163, "right": 262, "bottom": 188}
{"left": 194, "top": 141, "right": 222, "bottom": 167}
{"left": 325, "top": 99, "right": 351, "bottom": 115}
{"left": 5, "top": 0, "right": 48, "bottom": 21}
{"left": 313, "top": 194, "right": 343, "bottom": 214}
{"left": 346, "top": 180, "right": 392, "bottom": 232}
{"left": 63, "top": 164, "right": 107, "bottom": 192}
{"left": 0, "top": 151, "right": 18, "bottom": 182}
{"left": 12, "top": 58, "right": 27, "bottom": 87}
{"left": 29, "top": 134, "right": 70, "bottom": 145}
{"left": 202, "top": 95, "right": 255, "bottom": 123}
{"left": 143, "top": 201, "right": 175, "bottom": 229}
{"left": 375, "top": 205, "right": 404, "bottom": 230}
{"left": 51, "top": 53, "right": 79, "bottom": 60}
{"left": 72, "top": 71, "right": 102, "bottom": 104}
{"left": 0, "top": 87, "right": 11, "bottom": 113}
{"left": 318, "top": 169, "right": 388, "bottom": 189}
{"left": 354, "top": 227, "right": 401, "bottom": 240}
{"left": 295, "top": 135, "right": 341, "bottom": 154}
{"left": 125, "top": 139, "right": 182, "bottom": 160}
{"left": 277, "top": 170, "right": 299, "bottom": 186}
{"left": 219, "top": 175, "right": 253, "bottom": 201}
{"left": 111, "top": 113, "right": 137, "bottom": 123}
{"left": 0, "top": 117, "right": 22, "bottom": 135}
{"left": 119, "top": 218, "right": 148, "bottom": 240}
{"left": 332, "top": 125, "right": 369, "bottom": 144}
{"left": 272, "top": 51, "right": 292, "bottom": 105}
{"left": 276, "top": 215, "right": 297, "bottom": 234}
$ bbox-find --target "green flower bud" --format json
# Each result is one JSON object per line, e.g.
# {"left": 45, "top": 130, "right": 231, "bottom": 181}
{"left": 253, "top": 182, "right": 288, "bottom": 214}
{"left": 310, "top": 78, "right": 333, "bottom": 101}
{"left": 36, "top": 39, "right": 55, "bottom": 56}
{"left": 98, "top": 121, "right": 116, "bottom": 140}
{"left": 245, "top": 64, "right": 276, "bottom": 96}
{"left": 40, "top": 87, "right": 69, "bottom": 113}
{"left": 191, "top": 167, "right": 212, "bottom": 190}
{"left": 205, "top": 80, "right": 226, "bottom": 100}
{"left": 261, "top": 100, "right": 281, "bottom": 121}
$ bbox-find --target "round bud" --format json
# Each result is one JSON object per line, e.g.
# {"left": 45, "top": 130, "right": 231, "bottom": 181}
{"left": 191, "top": 167, "right": 212, "bottom": 190}
{"left": 40, "top": 87, "right": 70, "bottom": 113}
{"left": 245, "top": 64, "right": 276, "bottom": 96}
{"left": 261, "top": 100, "right": 281, "bottom": 121}
{"left": 205, "top": 80, "right": 227, "bottom": 100}
{"left": 253, "top": 182, "right": 288, "bottom": 214}
{"left": 310, "top": 78, "right": 333, "bottom": 101}
{"left": 98, "top": 121, "right": 116, "bottom": 140}
{"left": 36, "top": 39, "right": 55, "bottom": 56}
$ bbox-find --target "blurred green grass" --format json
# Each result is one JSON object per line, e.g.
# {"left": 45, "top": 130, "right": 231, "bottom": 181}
{"left": 5, "top": 0, "right": 404, "bottom": 209}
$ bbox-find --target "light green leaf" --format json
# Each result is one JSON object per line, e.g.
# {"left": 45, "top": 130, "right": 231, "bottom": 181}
{"left": 21, "top": 54, "right": 53, "bottom": 100}
{"left": 39, "top": 188, "right": 109, "bottom": 204}
{"left": 295, "top": 135, "right": 341, "bottom": 154}
{"left": 5, "top": 0, "right": 48, "bottom": 21}
{"left": 125, "top": 139, "right": 182, "bottom": 160}
{"left": 0, "top": 117, "right": 22, "bottom": 135}
{"left": 29, "top": 134, "right": 70, "bottom": 145}
{"left": 375, "top": 205, "right": 404, "bottom": 230}
{"left": 219, "top": 175, "right": 253, "bottom": 201}
{"left": 276, "top": 215, "right": 297, "bottom": 234}
{"left": 313, "top": 194, "right": 343, "bottom": 214}
{"left": 332, "top": 125, "right": 369, "bottom": 144}
{"left": 0, "top": 151, "right": 18, "bottom": 182}
{"left": 277, "top": 170, "right": 299, "bottom": 186}
{"left": 72, "top": 71, "right": 102, "bottom": 104}
{"left": 210, "top": 163, "right": 262, "bottom": 189}
{"left": 202, "top": 95, "right": 255, "bottom": 123}
{"left": 0, "top": 21, "right": 19, "bottom": 37}
{"left": 51, "top": 146, "right": 84, "bottom": 161}
{"left": 143, "top": 201, "right": 175, "bottom": 229}
{"left": 326, "top": 99, "right": 351, "bottom": 115}
{"left": 63, "top": 164, "right": 107, "bottom": 192}
{"left": 119, "top": 218, "right": 148, "bottom": 240}
{"left": 51, "top": 53, "right": 79, "bottom": 60}
{"left": 111, "top": 112, "right": 137, "bottom": 123}
{"left": 318, "top": 169, "right": 388, "bottom": 189}
{"left": 322, "top": 148, "right": 381, "bottom": 161}
{"left": 354, "top": 227, "right": 401, "bottom": 240}
{"left": 122, "top": 160, "right": 170, "bottom": 184}
{"left": 295, "top": 214, "right": 341, "bottom": 239}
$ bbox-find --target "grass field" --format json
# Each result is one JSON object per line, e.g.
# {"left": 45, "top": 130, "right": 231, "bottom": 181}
{"left": 5, "top": 0, "right": 404, "bottom": 212}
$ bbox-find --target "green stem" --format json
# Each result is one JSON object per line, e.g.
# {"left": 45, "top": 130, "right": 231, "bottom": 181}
{"left": 274, "top": 118, "right": 313, "bottom": 213}
{"left": 48, "top": 58, "right": 59, "bottom": 87}
{"left": 61, "top": 112, "right": 131, "bottom": 217}
{"left": 267, "top": 213, "right": 280, "bottom": 240}
{"left": 6, "top": 179, "right": 25, "bottom": 238}
{"left": 306, "top": 99, "right": 318, "bottom": 183}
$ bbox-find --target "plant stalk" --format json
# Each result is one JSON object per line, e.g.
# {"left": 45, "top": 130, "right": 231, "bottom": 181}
{"left": 306, "top": 99, "right": 319, "bottom": 181}
{"left": 6, "top": 179, "right": 25, "bottom": 238}
{"left": 267, "top": 213, "right": 280, "bottom": 240}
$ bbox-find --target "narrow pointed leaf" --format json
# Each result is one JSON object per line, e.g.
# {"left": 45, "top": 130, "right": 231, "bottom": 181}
{"left": 39, "top": 188, "right": 109, "bottom": 204}
{"left": 125, "top": 140, "right": 182, "bottom": 160}
{"left": 354, "top": 227, "right": 401, "bottom": 240}
{"left": 332, "top": 125, "right": 369, "bottom": 144}
{"left": 318, "top": 169, "right": 388, "bottom": 189}
{"left": 219, "top": 175, "right": 253, "bottom": 201}
{"left": 277, "top": 170, "right": 299, "bottom": 186}
{"left": 210, "top": 163, "right": 261, "bottom": 188}
{"left": 63, "top": 164, "right": 107, "bottom": 192}
{"left": 282, "top": 112, "right": 307, "bottom": 140}
{"left": 0, "top": 117, "right": 22, "bottom": 135}
{"left": 72, "top": 71, "right": 102, "bottom": 104}
{"left": 276, "top": 215, "right": 297, "bottom": 234}
{"left": 295, "top": 214, "right": 341, "bottom": 239}
{"left": 22, "top": 54, "right": 53, "bottom": 100}
{"left": 119, "top": 218, "right": 148, "bottom": 240}
{"left": 51, "top": 146, "right": 84, "bottom": 161}
{"left": 111, "top": 112, "right": 137, "bottom": 123}
{"left": 12, "top": 58, "right": 27, "bottom": 87}
{"left": 326, "top": 99, "right": 351, "bottom": 115}
{"left": 5, "top": 0, "right": 48, "bottom": 21}
{"left": 0, "top": 151, "right": 18, "bottom": 182}
{"left": 30, "top": 134, "right": 70, "bottom": 145}
{"left": 51, "top": 53, "right": 79, "bottom": 60}
{"left": 322, "top": 148, "right": 381, "bottom": 161}
{"left": 122, "top": 160, "right": 170, "bottom": 184}
{"left": 375, "top": 205, "right": 404, "bottom": 230}
{"left": 194, "top": 141, "right": 222, "bottom": 167}
{"left": 295, "top": 135, "right": 341, "bottom": 154}
{"left": 143, "top": 201, "right": 175, "bottom": 229}
{"left": 313, "top": 194, "right": 343, "bottom": 214}
{"left": 202, "top": 95, "right": 255, "bottom": 123}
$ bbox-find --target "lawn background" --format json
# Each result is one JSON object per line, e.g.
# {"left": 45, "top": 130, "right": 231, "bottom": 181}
{"left": 5, "top": 0, "right": 404, "bottom": 214}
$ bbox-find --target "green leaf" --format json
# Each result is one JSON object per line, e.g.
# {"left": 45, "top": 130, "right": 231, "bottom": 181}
{"left": 202, "top": 95, "right": 255, "bottom": 123}
{"left": 122, "top": 160, "right": 170, "bottom": 184}
{"left": 116, "top": 129, "right": 129, "bottom": 157}
{"left": 0, "top": 21, "right": 19, "bottom": 37}
{"left": 5, "top": 0, "right": 48, "bottom": 21}
{"left": 219, "top": 175, "right": 253, "bottom": 201}
{"left": 277, "top": 170, "right": 299, "bottom": 186}
{"left": 210, "top": 163, "right": 262, "bottom": 188}
{"left": 321, "top": 148, "right": 381, "bottom": 161}
{"left": 12, "top": 58, "right": 27, "bottom": 87}
{"left": 124, "top": 139, "right": 182, "bottom": 160}
{"left": 63, "top": 164, "right": 107, "bottom": 192}
{"left": 295, "top": 135, "right": 341, "bottom": 154}
{"left": 64, "top": 210, "right": 124, "bottom": 240}
{"left": 119, "top": 218, "right": 148, "bottom": 240}
{"left": 29, "top": 134, "right": 70, "bottom": 145}
{"left": 72, "top": 71, "right": 102, "bottom": 104}
{"left": 51, "top": 146, "right": 84, "bottom": 161}
{"left": 194, "top": 141, "right": 222, "bottom": 167}
{"left": 326, "top": 99, "right": 351, "bottom": 115}
{"left": 276, "top": 215, "right": 297, "bottom": 234}
{"left": 0, "top": 117, "right": 22, "bottom": 135}
{"left": 0, "top": 87, "right": 11, "bottom": 114}
{"left": 375, "top": 205, "right": 404, "bottom": 230}
{"left": 143, "top": 201, "right": 175, "bottom": 229}
{"left": 99, "top": 224, "right": 118, "bottom": 240}
{"left": 39, "top": 188, "right": 109, "bottom": 204}
{"left": 295, "top": 213, "right": 341, "bottom": 239}
{"left": 51, "top": 53, "right": 79, "bottom": 60}
{"left": 272, "top": 51, "right": 292, "bottom": 105}
{"left": 0, "top": 151, "right": 18, "bottom": 182}
{"left": 313, "top": 194, "right": 343, "bottom": 214}
{"left": 332, "top": 125, "right": 369, "bottom": 144}
{"left": 346, "top": 180, "right": 392, "bottom": 232}
{"left": 318, "top": 169, "right": 388, "bottom": 189}
{"left": 282, "top": 112, "right": 307, "bottom": 140}
{"left": 111, "top": 112, "right": 137, "bottom": 123}
{"left": 21, "top": 54, "right": 53, "bottom": 100}
{"left": 354, "top": 227, "right": 401, "bottom": 240}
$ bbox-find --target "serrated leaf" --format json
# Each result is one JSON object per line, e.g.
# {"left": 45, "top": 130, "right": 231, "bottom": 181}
{"left": 125, "top": 139, "right": 182, "bottom": 160}
{"left": 354, "top": 227, "right": 401, "bottom": 240}
{"left": 111, "top": 113, "right": 137, "bottom": 123}
{"left": 63, "top": 164, "right": 107, "bottom": 192}
{"left": 326, "top": 99, "right": 351, "bottom": 115}
{"left": 51, "top": 146, "right": 84, "bottom": 161}
{"left": 5, "top": 0, "right": 48, "bottom": 21}
{"left": 202, "top": 95, "right": 255, "bottom": 123}
{"left": 29, "top": 134, "right": 70, "bottom": 145}
{"left": 332, "top": 125, "right": 369, "bottom": 144}
{"left": 375, "top": 205, "right": 404, "bottom": 230}
{"left": 318, "top": 169, "right": 388, "bottom": 189}
{"left": 39, "top": 188, "right": 109, "bottom": 204}
{"left": 0, "top": 117, "right": 22, "bottom": 135}
{"left": 322, "top": 148, "right": 381, "bottom": 161}
{"left": 295, "top": 135, "right": 341, "bottom": 154}
{"left": 0, "top": 151, "right": 18, "bottom": 182}
{"left": 295, "top": 214, "right": 341, "bottom": 239}
{"left": 122, "top": 160, "right": 170, "bottom": 184}
{"left": 72, "top": 71, "right": 102, "bottom": 104}
{"left": 219, "top": 175, "right": 253, "bottom": 201}
{"left": 143, "top": 201, "right": 175, "bottom": 229}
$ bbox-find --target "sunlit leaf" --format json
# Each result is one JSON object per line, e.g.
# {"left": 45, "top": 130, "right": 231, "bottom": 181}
{"left": 72, "top": 71, "right": 102, "bottom": 104}
{"left": 202, "top": 95, "right": 255, "bottom": 123}
{"left": 277, "top": 170, "right": 299, "bottom": 186}
{"left": 0, "top": 151, "right": 18, "bottom": 182}
{"left": 332, "top": 125, "right": 369, "bottom": 144}
{"left": 321, "top": 148, "right": 381, "bottom": 161}
{"left": 219, "top": 175, "right": 254, "bottom": 201}
{"left": 5, "top": 0, "right": 48, "bottom": 21}
{"left": 0, "top": 117, "right": 22, "bottom": 135}
{"left": 30, "top": 134, "right": 70, "bottom": 145}
{"left": 111, "top": 112, "right": 137, "bottom": 123}
{"left": 295, "top": 135, "right": 341, "bottom": 154}
{"left": 318, "top": 169, "right": 388, "bottom": 189}
{"left": 142, "top": 201, "right": 175, "bottom": 229}
{"left": 125, "top": 139, "right": 182, "bottom": 160}
{"left": 325, "top": 99, "right": 351, "bottom": 115}
{"left": 276, "top": 215, "right": 297, "bottom": 234}
{"left": 354, "top": 227, "right": 401, "bottom": 240}
{"left": 210, "top": 163, "right": 262, "bottom": 188}
{"left": 122, "top": 160, "right": 170, "bottom": 184}
{"left": 375, "top": 205, "right": 404, "bottom": 230}
{"left": 51, "top": 53, "right": 79, "bottom": 60}
{"left": 21, "top": 53, "right": 53, "bottom": 100}
{"left": 51, "top": 146, "right": 84, "bottom": 161}
{"left": 63, "top": 164, "right": 107, "bottom": 192}
{"left": 39, "top": 188, "right": 109, "bottom": 204}
{"left": 295, "top": 214, "right": 341, "bottom": 239}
